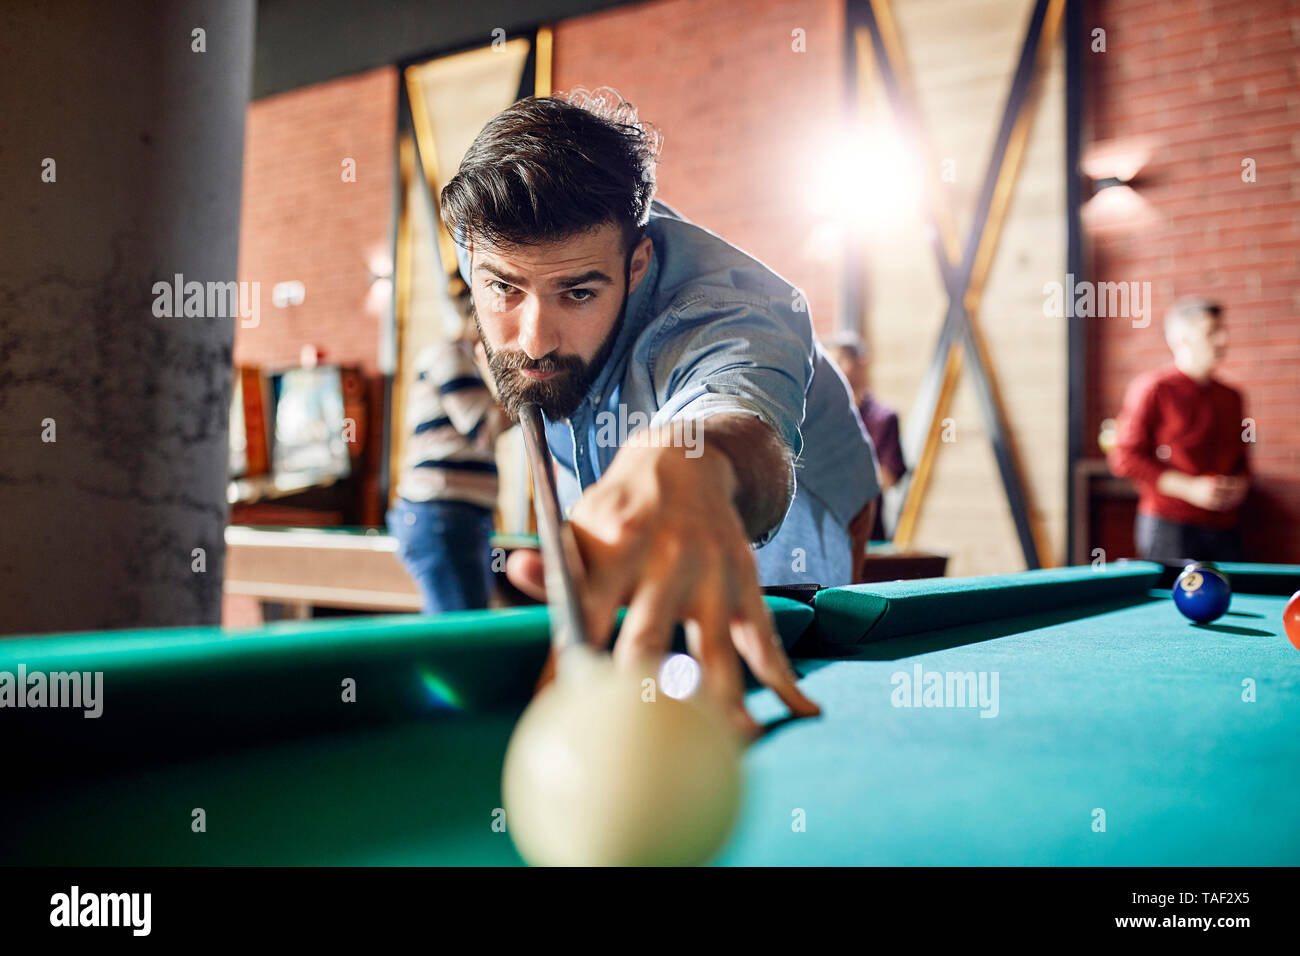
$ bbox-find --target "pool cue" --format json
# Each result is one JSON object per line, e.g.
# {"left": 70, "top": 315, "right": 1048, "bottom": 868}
{"left": 517, "top": 403, "right": 592, "bottom": 681}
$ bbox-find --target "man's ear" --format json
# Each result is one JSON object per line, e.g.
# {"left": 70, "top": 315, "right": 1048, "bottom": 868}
{"left": 628, "top": 236, "right": 653, "bottom": 294}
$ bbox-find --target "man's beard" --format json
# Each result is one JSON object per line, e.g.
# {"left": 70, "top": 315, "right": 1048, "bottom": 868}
{"left": 472, "top": 280, "right": 630, "bottom": 422}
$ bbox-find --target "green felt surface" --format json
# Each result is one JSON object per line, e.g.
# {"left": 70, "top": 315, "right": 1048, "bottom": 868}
{"left": 10, "top": 713, "right": 528, "bottom": 866}
{"left": 725, "top": 589, "right": 1300, "bottom": 865}
{"left": 5, "top": 574, "right": 1296, "bottom": 866}
{"left": 5, "top": 597, "right": 812, "bottom": 867}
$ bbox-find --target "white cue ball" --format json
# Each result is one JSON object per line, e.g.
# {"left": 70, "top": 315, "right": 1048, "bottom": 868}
{"left": 502, "top": 648, "right": 743, "bottom": 866}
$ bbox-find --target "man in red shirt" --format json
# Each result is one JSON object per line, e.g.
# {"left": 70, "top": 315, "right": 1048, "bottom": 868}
{"left": 1108, "top": 298, "right": 1249, "bottom": 563}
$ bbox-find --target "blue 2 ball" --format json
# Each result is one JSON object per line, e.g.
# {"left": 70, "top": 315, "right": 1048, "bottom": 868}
{"left": 1172, "top": 566, "right": 1232, "bottom": 624}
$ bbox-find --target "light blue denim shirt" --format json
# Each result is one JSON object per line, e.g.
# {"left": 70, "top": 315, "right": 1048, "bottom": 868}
{"left": 458, "top": 200, "right": 879, "bottom": 587}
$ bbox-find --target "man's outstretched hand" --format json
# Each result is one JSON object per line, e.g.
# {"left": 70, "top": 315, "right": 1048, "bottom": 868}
{"left": 506, "top": 420, "right": 820, "bottom": 738}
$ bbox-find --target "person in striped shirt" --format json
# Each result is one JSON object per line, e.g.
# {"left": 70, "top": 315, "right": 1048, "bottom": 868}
{"left": 387, "top": 288, "right": 510, "bottom": 612}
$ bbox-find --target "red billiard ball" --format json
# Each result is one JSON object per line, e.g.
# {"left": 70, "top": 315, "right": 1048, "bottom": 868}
{"left": 1284, "top": 591, "right": 1300, "bottom": 652}
{"left": 1172, "top": 567, "right": 1232, "bottom": 624}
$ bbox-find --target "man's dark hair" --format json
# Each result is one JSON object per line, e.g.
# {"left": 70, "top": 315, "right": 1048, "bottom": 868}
{"left": 824, "top": 330, "right": 866, "bottom": 360}
{"left": 440, "top": 88, "right": 661, "bottom": 259}
{"left": 1165, "top": 297, "right": 1223, "bottom": 335}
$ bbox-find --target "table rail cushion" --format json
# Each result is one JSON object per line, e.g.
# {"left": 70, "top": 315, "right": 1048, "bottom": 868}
{"left": 1, "top": 597, "right": 813, "bottom": 764}
{"left": 813, "top": 561, "right": 1164, "bottom": 647}
{"left": 1159, "top": 562, "right": 1300, "bottom": 595}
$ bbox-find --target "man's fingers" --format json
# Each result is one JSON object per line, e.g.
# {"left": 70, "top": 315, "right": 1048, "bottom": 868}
{"left": 721, "top": 697, "right": 762, "bottom": 740}
{"left": 505, "top": 548, "right": 547, "bottom": 601}
{"left": 1209, "top": 486, "right": 1235, "bottom": 511}
{"left": 568, "top": 525, "right": 626, "bottom": 651}
{"left": 507, "top": 536, "right": 622, "bottom": 648}
{"left": 732, "top": 571, "right": 821, "bottom": 719}
{"left": 613, "top": 573, "right": 683, "bottom": 665}
{"left": 1211, "top": 474, "right": 1247, "bottom": 509}
{"left": 684, "top": 624, "right": 756, "bottom": 740}
{"left": 682, "top": 569, "right": 749, "bottom": 727}
{"left": 734, "top": 618, "right": 821, "bottom": 719}
{"left": 727, "top": 540, "right": 821, "bottom": 717}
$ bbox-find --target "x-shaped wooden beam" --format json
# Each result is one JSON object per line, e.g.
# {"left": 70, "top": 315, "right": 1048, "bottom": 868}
{"left": 853, "top": 0, "right": 1064, "bottom": 569}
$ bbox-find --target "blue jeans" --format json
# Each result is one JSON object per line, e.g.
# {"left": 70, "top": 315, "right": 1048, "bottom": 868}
{"left": 387, "top": 498, "right": 496, "bottom": 614}
{"left": 1134, "top": 513, "right": 1243, "bottom": 565}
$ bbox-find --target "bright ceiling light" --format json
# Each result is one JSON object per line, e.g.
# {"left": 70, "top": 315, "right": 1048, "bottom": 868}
{"left": 805, "top": 125, "right": 922, "bottom": 235}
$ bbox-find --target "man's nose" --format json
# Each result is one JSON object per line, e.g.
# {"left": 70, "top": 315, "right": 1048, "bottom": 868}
{"left": 516, "top": 300, "right": 558, "bottom": 360}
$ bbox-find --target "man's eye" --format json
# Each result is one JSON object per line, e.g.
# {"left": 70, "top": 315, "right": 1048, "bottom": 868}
{"left": 567, "top": 289, "right": 594, "bottom": 302}
{"left": 489, "top": 281, "right": 515, "bottom": 294}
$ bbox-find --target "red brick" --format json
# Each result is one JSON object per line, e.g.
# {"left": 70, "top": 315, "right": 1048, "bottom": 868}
{"left": 1089, "top": 0, "right": 1299, "bottom": 561}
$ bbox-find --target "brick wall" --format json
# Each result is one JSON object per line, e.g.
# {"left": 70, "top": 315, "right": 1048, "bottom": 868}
{"left": 553, "top": 0, "right": 847, "bottom": 338}
{"left": 236, "top": 3, "right": 850, "bottom": 418}
{"left": 230, "top": 1, "right": 1299, "bottom": 565}
{"left": 1086, "top": 0, "right": 1300, "bottom": 561}
{"left": 236, "top": 66, "right": 397, "bottom": 374}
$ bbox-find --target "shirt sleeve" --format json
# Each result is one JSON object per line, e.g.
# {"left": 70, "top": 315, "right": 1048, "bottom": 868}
{"left": 1108, "top": 376, "right": 1165, "bottom": 487}
{"left": 645, "top": 292, "right": 812, "bottom": 546}
{"left": 646, "top": 292, "right": 811, "bottom": 459}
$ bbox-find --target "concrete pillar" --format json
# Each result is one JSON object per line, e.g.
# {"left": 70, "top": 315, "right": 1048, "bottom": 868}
{"left": 0, "top": 1, "right": 255, "bottom": 634}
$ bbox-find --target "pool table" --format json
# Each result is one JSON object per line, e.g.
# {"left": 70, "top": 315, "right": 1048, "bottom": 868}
{"left": 221, "top": 524, "right": 948, "bottom": 616}
{"left": 5, "top": 560, "right": 1298, "bottom": 866}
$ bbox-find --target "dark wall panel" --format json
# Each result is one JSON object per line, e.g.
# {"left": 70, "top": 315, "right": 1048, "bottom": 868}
{"left": 253, "top": 0, "right": 636, "bottom": 99}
